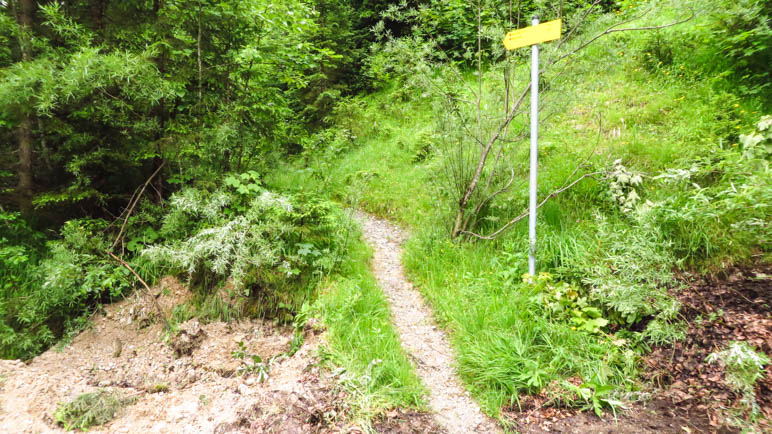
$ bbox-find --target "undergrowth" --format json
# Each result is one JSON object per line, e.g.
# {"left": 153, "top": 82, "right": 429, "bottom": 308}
{"left": 266, "top": 0, "right": 770, "bottom": 418}
{"left": 0, "top": 171, "right": 350, "bottom": 358}
{"left": 142, "top": 174, "right": 347, "bottom": 321}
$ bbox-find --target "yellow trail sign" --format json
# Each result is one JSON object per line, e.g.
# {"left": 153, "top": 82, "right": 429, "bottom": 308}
{"left": 503, "top": 19, "right": 562, "bottom": 50}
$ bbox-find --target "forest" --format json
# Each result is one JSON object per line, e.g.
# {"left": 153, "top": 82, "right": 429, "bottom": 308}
{"left": 0, "top": 0, "right": 770, "bottom": 432}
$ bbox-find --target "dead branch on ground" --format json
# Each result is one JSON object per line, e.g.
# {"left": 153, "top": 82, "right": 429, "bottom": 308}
{"left": 106, "top": 250, "right": 169, "bottom": 328}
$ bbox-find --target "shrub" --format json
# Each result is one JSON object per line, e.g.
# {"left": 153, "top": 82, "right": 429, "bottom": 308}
{"left": 1, "top": 218, "right": 130, "bottom": 359}
{"left": 552, "top": 212, "right": 683, "bottom": 345}
{"left": 648, "top": 115, "right": 771, "bottom": 266}
{"left": 699, "top": 0, "right": 772, "bottom": 98}
{"left": 142, "top": 177, "right": 348, "bottom": 319}
{"left": 640, "top": 0, "right": 772, "bottom": 100}
{"left": 707, "top": 341, "right": 770, "bottom": 424}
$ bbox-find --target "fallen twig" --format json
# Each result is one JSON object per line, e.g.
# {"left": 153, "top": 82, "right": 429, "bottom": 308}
{"left": 105, "top": 251, "right": 169, "bottom": 328}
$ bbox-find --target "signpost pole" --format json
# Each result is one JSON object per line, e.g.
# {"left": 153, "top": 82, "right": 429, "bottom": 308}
{"left": 502, "top": 16, "right": 560, "bottom": 279}
{"left": 528, "top": 15, "right": 539, "bottom": 277}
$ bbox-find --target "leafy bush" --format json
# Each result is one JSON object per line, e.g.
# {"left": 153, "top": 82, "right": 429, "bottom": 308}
{"left": 1, "top": 218, "right": 130, "bottom": 359}
{"left": 638, "top": 0, "right": 772, "bottom": 100}
{"left": 525, "top": 272, "right": 609, "bottom": 334}
{"left": 547, "top": 210, "right": 683, "bottom": 346}
{"left": 142, "top": 176, "right": 347, "bottom": 319}
{"left": 550, "top": 116, "right": 770, "bottom": 347}
{"left": 698, "top": 0, "right": 772, "bottom": 98}
{"left": 647, "top": 115, "right": 771, "bottom": 265}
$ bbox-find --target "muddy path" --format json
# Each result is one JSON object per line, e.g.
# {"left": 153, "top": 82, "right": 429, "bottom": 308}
{"left": 355, "top": 212, "right": 501, "bottom": 434}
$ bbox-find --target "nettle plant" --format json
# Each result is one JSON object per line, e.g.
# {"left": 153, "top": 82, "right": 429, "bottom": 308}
{"left": 525, "top": 272, "right": 609, "bottom": 334}
{"left": 223, "top": 171, "right": 262, "bottom": 214}
{"left": 606, "top": 159, "right": 644, "bottom": 213}
{"left": 232, "top": 341, "right": 269, "bottom": 382}
{"left": 707, "top": 341, "right": 770, "bottom": 422}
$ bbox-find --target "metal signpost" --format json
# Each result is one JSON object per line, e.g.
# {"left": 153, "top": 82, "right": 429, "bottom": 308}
{"left": 503, "top": 16, "right": 562, "bottom": 276}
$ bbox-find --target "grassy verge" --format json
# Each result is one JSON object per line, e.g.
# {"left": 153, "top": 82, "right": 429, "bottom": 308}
{"left": 312, "top": 216, "right": 427, "bottom": 417}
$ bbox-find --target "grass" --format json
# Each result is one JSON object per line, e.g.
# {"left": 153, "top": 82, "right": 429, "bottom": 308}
{"left": 402, "top": 233, "right": 639, "bottom": 412}
{"left": 266, "top": 0, "right": 769, "bottom": 420}
{"left": 54, "top": 390, "right": 135, "bottom": 431}
{"left": 267, "top": 85, "right": 437, "bottom": 227}
{"left": 312, "top": 219, "right": 427, "bottom": 417}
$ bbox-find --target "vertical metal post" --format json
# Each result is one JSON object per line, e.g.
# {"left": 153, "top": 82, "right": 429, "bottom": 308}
{"left": 528, "top": 16, "right": 539, "bottom": 277}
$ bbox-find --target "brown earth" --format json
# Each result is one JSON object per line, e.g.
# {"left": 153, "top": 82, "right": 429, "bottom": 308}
{"left": 0, "top": 277, "right": 439, "bottom": 433}
{"left": 505, "top": 266, "right": 771, "bottom": 433}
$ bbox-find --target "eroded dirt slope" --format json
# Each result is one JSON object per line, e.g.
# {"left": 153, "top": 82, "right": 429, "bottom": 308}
{"left": 0, "top": 276, "right": 443, "bottom": 434}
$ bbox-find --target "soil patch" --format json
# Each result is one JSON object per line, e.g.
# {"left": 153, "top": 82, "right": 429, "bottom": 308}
{"left": 506, "top": 398, "right": 717, "bottom": 433}
{"left": 505, "top": 266, "right": 771, "bottom": 433}
{"left": 643, "top": 266, "right": 772, "bottom": 432}
{"left": 0, "top": 276, "right": 443, "bottom": 433}
{"left": 372, "top": 409, "right": 447, "bottom": 433}
{"left": 0, "top": 278, "right": 322, "bottom": 433}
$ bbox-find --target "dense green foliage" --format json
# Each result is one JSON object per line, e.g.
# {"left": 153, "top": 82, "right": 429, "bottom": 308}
{"left": 142, "top": 176, "right": 349, "bottom": 318}
{"left": 0, "top": 0, "right": 393, "bottom": 359}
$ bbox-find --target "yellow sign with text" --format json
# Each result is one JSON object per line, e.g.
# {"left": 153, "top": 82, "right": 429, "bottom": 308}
{"left": 503, "top": 19, "right": 562, "bottom": 50}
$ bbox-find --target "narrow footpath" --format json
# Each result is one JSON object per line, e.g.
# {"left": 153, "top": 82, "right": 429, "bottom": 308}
{"left": 355, "top": 212, "right": 500, "bottom": 434}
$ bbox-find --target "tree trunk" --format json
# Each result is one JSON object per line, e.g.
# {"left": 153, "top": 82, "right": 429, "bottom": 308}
{"left": 91, "top": 0, "right": 105, "bottom": 31}
{"left": 17, "top": 0, "right": 34, "bottom": 31}
{"left": 16, "top": 0, "right": 36, "bottom": 213}
{"left": 152, "top": 0, "right": 166, "bottom": 202}
{"left": 16, "top": 116, "right": 33, "bottom": 213}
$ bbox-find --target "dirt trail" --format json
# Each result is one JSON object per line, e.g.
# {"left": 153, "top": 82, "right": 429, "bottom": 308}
{"left": 355, "top": 212, "right": 500, "bottom": 434}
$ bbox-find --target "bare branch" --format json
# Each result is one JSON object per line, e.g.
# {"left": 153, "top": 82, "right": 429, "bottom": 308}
{"left": 110, "top": 162, "right": 165, "bottom": 250}
{"left": 473, "top": 166, "right": 517, "bottom": 219}
{"left": 477, "top": 0, "right": 483, "bottom": 145}
{"left": 106, "top": 251, "right": 169, "bottom": 328}
{"left": 551, "top": 9, "right": 694, "bottom": 66}
{"left": 460, "top": 171, "right": 603, "bottom": 240}
{"left": 552, "top": 0, "right": 603, "bottom": 53}
{"left": 446, "top": 4, "right": 690, "bottom": 240}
